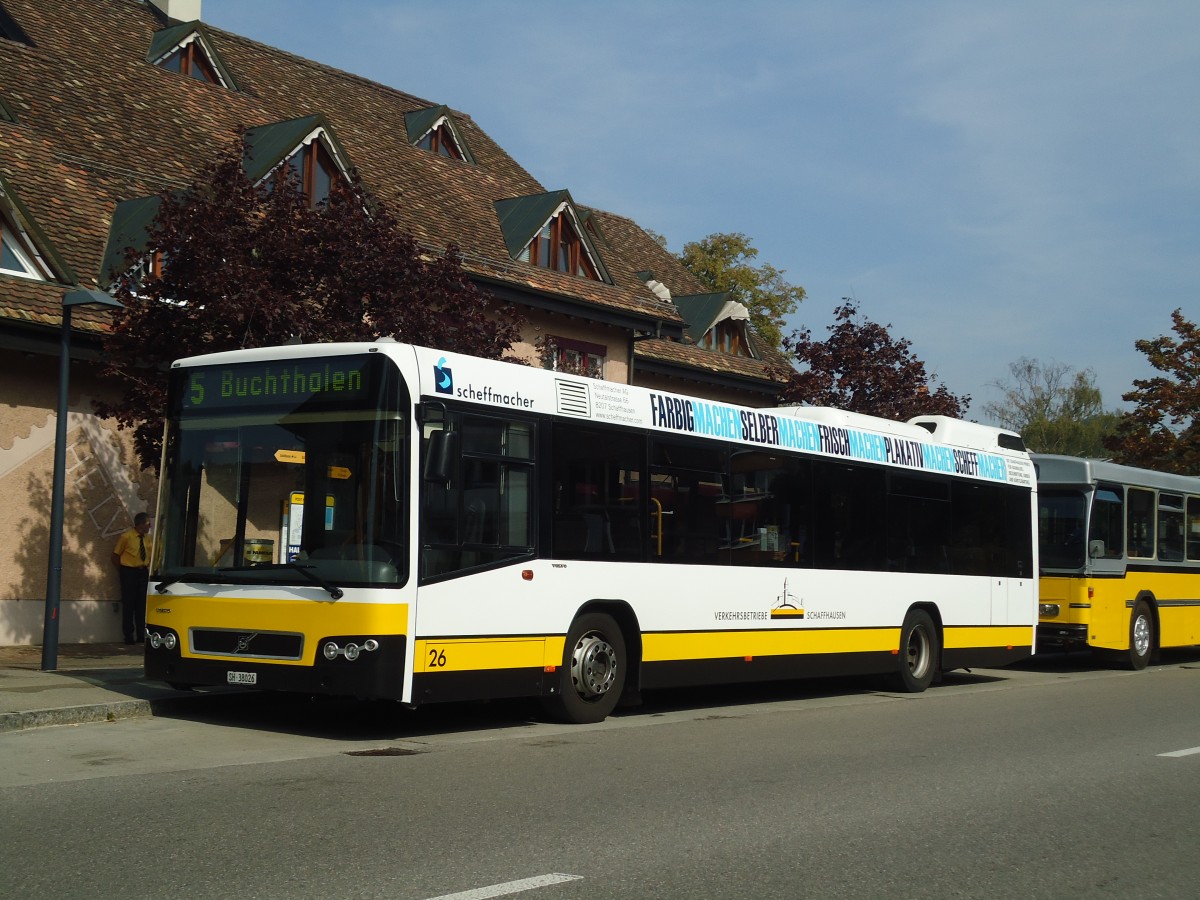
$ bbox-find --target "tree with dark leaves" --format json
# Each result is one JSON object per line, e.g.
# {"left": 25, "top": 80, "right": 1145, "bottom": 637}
{"left": 96, "top": 138, "right": 524, "bottom": 470}
{"left": 779, "top": 299, "right": 968, "bottom": 420}
{"left": 1104, "top": 308, "right": 1200, "bottom": 474}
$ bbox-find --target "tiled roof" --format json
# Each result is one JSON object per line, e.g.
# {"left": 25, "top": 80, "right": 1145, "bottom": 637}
{"left": 0, "top": 0, "right": 776, "bottom": 389}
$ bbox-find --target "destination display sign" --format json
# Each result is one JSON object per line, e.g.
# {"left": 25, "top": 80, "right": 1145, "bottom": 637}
{"left": 176, "top": 355, "right": 378, "bottom": 413}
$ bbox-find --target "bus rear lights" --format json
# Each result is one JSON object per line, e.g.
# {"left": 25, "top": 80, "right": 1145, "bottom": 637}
{"left": 522, "top": 569, "right": 534, "bottom": 581}
{"left": 147, "top": 631, "right": 177, "bottom": 650}
{"left": 1039, "top": 604, "right": 1061, "bottom": 617}
{"left": 322, "top": 639, "right": 380, "bottom": 661}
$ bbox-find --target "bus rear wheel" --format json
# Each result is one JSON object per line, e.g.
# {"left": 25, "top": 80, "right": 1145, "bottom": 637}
{"left": 891, "top": 609, "right": 938, "bottom": 693}
{"left": 1126, "top": 600, "right": 1154, "bottom": 671}
{"left": 543, "top": 613, "right": 626, "bottom": 724}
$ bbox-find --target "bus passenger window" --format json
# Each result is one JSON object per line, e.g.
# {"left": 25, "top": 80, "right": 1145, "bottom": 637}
{"left": 1188, "top": 497, "right": 1200, "bottom": 561}
{"left": 650, "top": 439, "right": 727, "bottom": 564}
{"left": 1126, "top": 488, "right": 1155, "bottom": 559}
{"left": 551, "top": 425, "right": 645, "bottom": 561}
{"left": 725, "top": 453, "right": 812, "bottom": 568}
{"left": 813, "top": 462, "right": 885, "bottom": 570}
{"left": 1158, "top": 493, "right": 1184, "bottom": 562}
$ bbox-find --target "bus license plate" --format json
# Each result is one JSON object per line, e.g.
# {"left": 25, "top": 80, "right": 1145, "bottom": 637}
{"left": 227, "top": 671, "right": 257, "bottom": 685}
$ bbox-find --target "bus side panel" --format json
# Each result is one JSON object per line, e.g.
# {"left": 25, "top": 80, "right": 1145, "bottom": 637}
{"left": 410, "top": 562, "right": 1035, "bottom": 700}
{"left": 1130, "top": 568, "right": 1200, "bottom": 650}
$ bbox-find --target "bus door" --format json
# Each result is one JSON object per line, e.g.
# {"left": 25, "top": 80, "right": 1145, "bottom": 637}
{"left": 1086, "top": 484, "right": 1126, "bottom": 578}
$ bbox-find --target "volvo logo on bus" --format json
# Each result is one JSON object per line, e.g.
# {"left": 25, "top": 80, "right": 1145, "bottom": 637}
{"left": 434, "top": 357, "right": 453, "bottom": 394}
{"left": 234, "top": 633, "right": 258, "bottom": 654}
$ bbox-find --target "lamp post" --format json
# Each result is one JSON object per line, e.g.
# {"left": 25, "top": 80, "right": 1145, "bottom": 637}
{"left": 41, "top": 288, "right": 125, "bottom": 671}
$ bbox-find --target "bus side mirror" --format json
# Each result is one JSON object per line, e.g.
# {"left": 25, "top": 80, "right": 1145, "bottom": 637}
{"left": 1089, "top": 539, "right": 1105, "bottom": 558}
{"left": 424, "top": 429, "right": 459, "bottom": 485}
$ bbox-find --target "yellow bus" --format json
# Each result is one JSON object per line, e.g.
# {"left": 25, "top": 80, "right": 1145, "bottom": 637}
{"left": 144, "top": 341, "right": 1038, "bottom": 722}
{"left": 1034, "top": 454, "right": 1200, "bottom": 668}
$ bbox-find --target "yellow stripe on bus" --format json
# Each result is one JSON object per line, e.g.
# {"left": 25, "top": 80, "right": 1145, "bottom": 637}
{"left": 643, "top": 628, "right": 900, "bottom": 661}
{"left": 942, "top": 626, "right": 1032, "bottom": 650}
{"left": 409, "top": 625, "right": 1034, "bottom": 674}
{"left": 415, "top": 637, "right": 557, "bottom": 673}
{"left": 149, "top": 596, "right": 409, "bottom": 665}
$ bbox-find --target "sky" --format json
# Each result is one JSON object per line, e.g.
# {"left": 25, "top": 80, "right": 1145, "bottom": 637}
{"left": 200, "top": 0, "right": 1199, "bottom": 422}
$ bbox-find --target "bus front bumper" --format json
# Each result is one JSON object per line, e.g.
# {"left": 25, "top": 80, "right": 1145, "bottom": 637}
{"left": 144, "top": 628, "right": 408, "bottom": 699}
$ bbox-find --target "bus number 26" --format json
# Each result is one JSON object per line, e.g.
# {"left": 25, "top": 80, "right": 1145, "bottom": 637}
{"left": 427, "top": 648, "right": 447, "bottom": 668}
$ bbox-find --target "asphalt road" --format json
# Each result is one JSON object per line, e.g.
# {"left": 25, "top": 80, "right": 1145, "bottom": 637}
{"left": 3, "top": 651, "right": 1200, "bottom": 899}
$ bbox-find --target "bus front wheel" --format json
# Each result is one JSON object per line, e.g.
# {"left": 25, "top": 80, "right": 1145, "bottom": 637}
{"left": 543, "top": 613, "right": 626, "bottom": 724}
{"left": 891, "top": 609, "right": 939, "bottom": 693}
{"left": 1126, "top": 600, "right": 1154, "bottom": 671}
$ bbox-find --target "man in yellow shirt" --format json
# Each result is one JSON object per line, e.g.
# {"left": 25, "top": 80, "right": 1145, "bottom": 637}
{"left": 111, "top": 512, "right": 152, "bottom": 644}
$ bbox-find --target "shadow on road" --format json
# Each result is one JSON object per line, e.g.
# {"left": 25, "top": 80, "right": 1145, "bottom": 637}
{"left": 144, "top": 665, "right": 1017, "bottom": 742}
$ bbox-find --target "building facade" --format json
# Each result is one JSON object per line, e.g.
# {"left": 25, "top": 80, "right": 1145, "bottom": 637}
{"left": 0, "top": 0, "right": 785, "bottom": 644}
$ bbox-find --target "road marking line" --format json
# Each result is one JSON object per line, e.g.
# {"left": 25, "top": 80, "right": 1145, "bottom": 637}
{"left": 425, "top": 873, "right": 584, "bottom": 900}
{"left": 1158, "top": 746, "right": 1200, "bottom": 758}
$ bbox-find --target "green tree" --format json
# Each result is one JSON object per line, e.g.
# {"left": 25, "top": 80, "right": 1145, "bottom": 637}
{"left": 1104, "top": 308, "right": 1200, "bottom": 474}
{"left": 96, "top": 138, "right": 525, "bottom": 470}
{"left": 983, "top": 358, "right": 1119, "bottom": 455}
{"left": 677, "top": 232, "right": 805, "bottom": 351}
{"left": 780, "top": 299, "right": 968, "bottom": 419}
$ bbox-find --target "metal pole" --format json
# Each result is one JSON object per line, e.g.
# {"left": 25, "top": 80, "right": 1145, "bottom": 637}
{"left": 41, "top": 303, "right": 72, "bottom": 671}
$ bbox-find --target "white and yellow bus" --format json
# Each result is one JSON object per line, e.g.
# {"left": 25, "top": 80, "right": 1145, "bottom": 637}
{"left": 1034, "top": 454, "right": 1200, "bottom": 668}
{"left": 145, "top": 340, "right": 1038, "bottom": 722}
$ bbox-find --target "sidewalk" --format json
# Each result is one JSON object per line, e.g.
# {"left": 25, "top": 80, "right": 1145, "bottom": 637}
{"left": 0, "top": 642, "right": 203, "bottom": 733}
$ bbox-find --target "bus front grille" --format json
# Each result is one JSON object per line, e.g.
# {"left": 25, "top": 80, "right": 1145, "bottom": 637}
{"left": 190, "top": 629, "right": 304, "bottom": 660}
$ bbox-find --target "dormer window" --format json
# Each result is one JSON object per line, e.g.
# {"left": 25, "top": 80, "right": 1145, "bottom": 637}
{"left": 405, "top": 106, "right": 474, "bottom": 163}
{"left": 243, "top": 116, "right": 352, "bottom": 210}
{"left": 280, "top": 140, "right": 339, "bottom": 207}
{"left": 698, "top": 319, "right": 752, "bottom": 357}
{"left": 148, "top": 22, "right": 237, "bottom": 90}
{"left": 673, "top": 292, "right": 758, "bottom": 360}
{"left": 159, "top": 39, "right": 220, "bottom": 84}
{"left": 418, "top": 120, "right": 463, "bottom": 160}
{"left": 0, "top": 4, "right": 32, "bottom": 46}
{"left": 524, "top": 214, "right": 599, "bottom": 279}
{"left": 495, "top": 191, "right": 611, "bottom": 283}
{"left": 1, "top": 214, "right": 49, "bottom": 280}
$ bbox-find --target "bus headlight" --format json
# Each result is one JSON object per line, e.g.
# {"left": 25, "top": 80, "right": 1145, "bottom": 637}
{"left": 147, "top": 630, "right": 179, "bottom": 651}
{"left": 1039, "top": 603, "right": 1060, "bottom": 617}
{"left": 321, "top": 639, "right": 381, "bottom": 661}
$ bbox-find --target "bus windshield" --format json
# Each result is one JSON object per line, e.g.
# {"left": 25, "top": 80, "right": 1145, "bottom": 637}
{"left": 156, "top": 353, "right": 408, "bottom": 588}
{"left": 1038, "top": 489, "right": 1086, "bottom": 570}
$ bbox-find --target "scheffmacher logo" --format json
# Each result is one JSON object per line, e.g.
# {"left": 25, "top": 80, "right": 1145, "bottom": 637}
{"left": 434, "top": 357, "right": 453, "bottom": 394}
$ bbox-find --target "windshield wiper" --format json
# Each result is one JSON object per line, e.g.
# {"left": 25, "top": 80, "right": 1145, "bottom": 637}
{"left": 218, "top": 562, "right": 345, "bottom": 600}
{"left": 155, "top": 572, "right": 219, "bottom": 593}
{"left": 154, "top": 563, "right": 344, "bottom": 599}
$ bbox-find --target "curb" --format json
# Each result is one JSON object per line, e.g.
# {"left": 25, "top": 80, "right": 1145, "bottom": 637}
{"left": 0, "top": 698, "right": 154, "bottom": 733}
